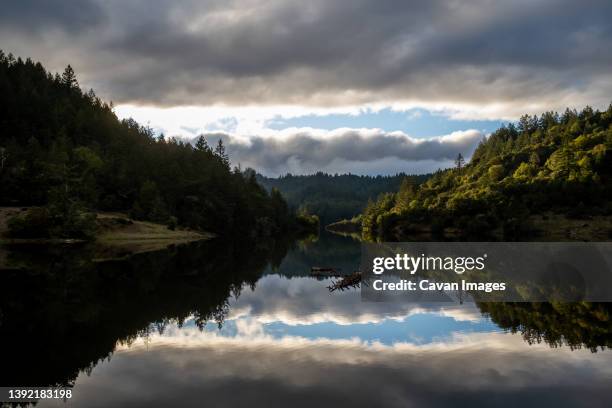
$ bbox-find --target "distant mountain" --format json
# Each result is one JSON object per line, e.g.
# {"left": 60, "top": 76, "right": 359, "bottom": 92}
{"left": 257, "top": 172, "right": 430, "bottom": 225}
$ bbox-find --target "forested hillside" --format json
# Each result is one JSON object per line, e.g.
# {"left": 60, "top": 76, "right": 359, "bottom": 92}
{"left": 0, "top": 51, "right": 306, "bottom": 239}
{"left": 362, "top": 106, "right": 612, "bottom": 240}
{"left": 257, "top": 172, "right": 430, "bottom": 225}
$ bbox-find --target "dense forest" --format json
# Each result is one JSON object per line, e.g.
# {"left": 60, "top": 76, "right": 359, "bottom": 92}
{"left": 0, "top": 51, "right": 315, "bottom": 239}
{"left": 361, "top": 105, "right": 612, "bottom": 240}
{"left": 257, "top": 172, "right": 429, "bottom": 225}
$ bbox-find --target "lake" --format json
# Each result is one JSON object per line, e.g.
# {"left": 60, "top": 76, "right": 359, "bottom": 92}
{"left": 1, "top": 232, "right": 611, "bottom": 407}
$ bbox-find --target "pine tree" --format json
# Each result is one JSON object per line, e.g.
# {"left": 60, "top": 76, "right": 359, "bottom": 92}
{"left": 61, "top": 65, "right": 79, "bottom": 88}
{"left": 546, "top": 148, "right": 575, "bottom": 179}
{"left": 396, "top": 177, "right": 416, "bottom": 210}
{"left": 214, "top": 139, "right": 229, "bottom": 166}
{"left": 455, "top": 153, "right": 465, "bottom": 169}
{"left": 195, "top": 135, "right": 210, "bottom": 152}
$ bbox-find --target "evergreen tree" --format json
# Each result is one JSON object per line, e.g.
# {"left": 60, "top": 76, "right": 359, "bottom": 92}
{"left": 396, "top": 177, "right": 416, "bottom": 210}
{"left": 195, "top": 135, "right": 210, "bottom": 152}
{"left": 455, "top": 153, "right": 465, "bottom": 169}
{"left": 214, "top": 139, "right": 229, "bottom": 166}
{"left": 61, "top": 65, "right": 78, "bottom": 89}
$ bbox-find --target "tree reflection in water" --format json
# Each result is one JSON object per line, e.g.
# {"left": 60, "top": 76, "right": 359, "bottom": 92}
{"left": 0, "top": 233, "right": 611, "bottom": 390}
{"left": 0, "top": 236, "right": 294, "bottom": 387}
{"left": 478, "top": 302, "right": 612, "bottom": 352}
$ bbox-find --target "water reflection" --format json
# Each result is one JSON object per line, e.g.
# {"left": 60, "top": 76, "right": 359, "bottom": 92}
{"left": 217, "top": 275, "right": 498, "bottom": 344}
{"left": 40, "top": 330, "right": 612, "bottom": 408}
{"left": 0, "top": 237, "right": 291, "bottom": 387}
{"left": 1, "top": 232, "right": 611, "bottom": 407}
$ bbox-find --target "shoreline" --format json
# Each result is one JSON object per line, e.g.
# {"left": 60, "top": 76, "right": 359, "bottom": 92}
{"left": 0, "top": 207, "right": 212, "bottom": 253}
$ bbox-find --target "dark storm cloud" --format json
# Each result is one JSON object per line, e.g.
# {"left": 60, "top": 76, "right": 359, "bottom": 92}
{"left": 197, "top": 128, "right": 483, "bottom": 175}
{"left": 1, "top": 0, "right": 611, "bottom": 112}
{"left": 0, "top": 0, "right": 106, "bottom": 33}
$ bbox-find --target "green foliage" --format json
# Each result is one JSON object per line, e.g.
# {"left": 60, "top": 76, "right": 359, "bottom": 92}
{"left": 361, "top": 192, "right": 397, "bottom": 240}
{"left": 546, "top": 147, "right": 579, "bottom": 180}
{"left": 396, "top": 177, "right": 417, "bottom": 211}
{"left": 0, "top": 51, "right": 297, "bottom": 238}
{"left": 362, "top": 105, "right": 612, "bottom": 240}
{"left": 488, "top": 164, "right": 505, "bottom": 181}
{"left": 513, "top": 162, "right": 536, "bottom": 180}
{"left": 8, "top": 203, "right": 96, "bottom": 240}
{"left": 46, "top": 183, "right": 97, "bottom": 239}
{"left": 295, "top": 208, "right": 320, "bottom": 233}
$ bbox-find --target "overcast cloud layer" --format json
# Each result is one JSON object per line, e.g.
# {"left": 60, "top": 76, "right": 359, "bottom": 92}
{"left": 3, "top": 0, "right": 611, "bottom": 174}
{"left": 2, "top": 0, "right": 611, "bottom": 114}
{"left": 67, "top": 332, "right": 612, "bottom": 408}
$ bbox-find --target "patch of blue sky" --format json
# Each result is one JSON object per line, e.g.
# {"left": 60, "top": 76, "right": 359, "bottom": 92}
{"left": 261, "top": 313, "right": 499, "bottom": 345}
{"left": 267, "top": 108, "right": 506, "bottom": 138}
{"left": 187, "top": 312, "right": 500, "bottom": 346}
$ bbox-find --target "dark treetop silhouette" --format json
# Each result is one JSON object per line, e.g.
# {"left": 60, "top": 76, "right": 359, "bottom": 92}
{"left": 0, "top": 51, "right": 315, "bottom": 239}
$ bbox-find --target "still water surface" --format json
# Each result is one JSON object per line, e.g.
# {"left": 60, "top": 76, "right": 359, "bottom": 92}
{"left": 2, "top": 232, "right": 612, "bottom": 407}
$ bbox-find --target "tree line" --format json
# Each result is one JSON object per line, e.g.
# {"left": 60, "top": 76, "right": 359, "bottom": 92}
{"left": 361, "top": 105, "right": 612, "bottom": 240}
{"left": 257, "top": 172, "right": 430, "bottom": 225}
{"left": 0, "top": 51, "right": 316, "bottom": 239}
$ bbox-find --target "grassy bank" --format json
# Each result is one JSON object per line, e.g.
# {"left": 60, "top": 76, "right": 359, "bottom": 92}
{"left": 0, "top": 207, "right": 211, "bottom": 251}
{"left": 94, "top": 212, "right": 212, "bottom": 258}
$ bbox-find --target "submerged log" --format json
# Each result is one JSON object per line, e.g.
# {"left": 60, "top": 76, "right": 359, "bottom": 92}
{"left": 311, "top": 266, "right": 341, "bottom": 273}
{"left": 311, "top": 267, "right": 343, "bottom": 277}
{"left": 311, "top": 272, "right": 343, "bottom": 278}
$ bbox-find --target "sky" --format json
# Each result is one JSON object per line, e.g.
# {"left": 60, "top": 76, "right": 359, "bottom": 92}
{"left": 2, "top": 0, "right": 611, "bottom": 175}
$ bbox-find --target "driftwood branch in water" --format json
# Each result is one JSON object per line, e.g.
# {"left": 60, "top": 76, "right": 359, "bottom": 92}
{"left": 327, "top": 271, "right": 362, "bottom": 292}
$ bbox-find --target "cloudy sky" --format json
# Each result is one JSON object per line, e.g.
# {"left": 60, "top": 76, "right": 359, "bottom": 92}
{"left": 3, "top": 0, "right": 611, "bottom": 175}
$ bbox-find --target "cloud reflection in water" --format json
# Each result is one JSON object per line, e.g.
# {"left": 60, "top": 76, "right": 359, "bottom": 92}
{"left": 39, "top": 274, "right": 612, "bottom": 408}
